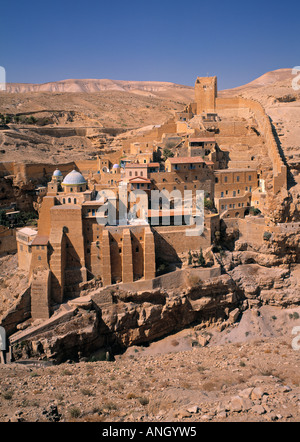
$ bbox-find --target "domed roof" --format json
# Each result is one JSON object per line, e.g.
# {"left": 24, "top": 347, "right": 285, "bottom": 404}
{"left": 53, "top": 168, "right": 62, "bottom": 177}
{"left": 113, "top": 164, "right": 120, "bottom": 168}
{"left": 62, "top": 169, "right": 86, "bottom": 185}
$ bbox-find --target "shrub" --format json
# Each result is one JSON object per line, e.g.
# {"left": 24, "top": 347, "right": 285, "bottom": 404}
{"left": 126, "top": 392, "right": 137, "bottom": 400}
{"left": 188, "top": 274, "right": 201, "bottom": 288}
{"left": 69, "top": 407, "right": 81, "bottom": 418}
{"left": 204, "top": 198, "right": 214, "bottom": 210}
{"left": 138, "top": 396, "right": 149, "bottom": 406}
{"left": 2, "top": 390, "right": 13, "bottom": 400}
{"left": 80, "top": 388, "right": 94, "bottom": 396}
{"left": 61, "top": 369, "right": 73, "bottom": 376}
{"left": 263, "top": 231, "right": 272, "bottom": 241}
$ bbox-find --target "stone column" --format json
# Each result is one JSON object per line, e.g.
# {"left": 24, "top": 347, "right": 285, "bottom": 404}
{"left": 101, "top": 229, "right": 111, "bottom": 287}
{"left": 144, "top": 227, "right": 156, "bottom": 280}
{"left": 122, "top": 229, "right": 133, "bottom": 283}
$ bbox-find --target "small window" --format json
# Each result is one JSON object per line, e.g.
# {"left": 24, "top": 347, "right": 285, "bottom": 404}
{"left": 136, "top": 246, "right": 139, "bottom": 253}
{"left": 224, "top": 176, "right": 228, "bottom": 183}
{"left": 68, "top": 198, "right": 71, "bottom": 203}
{"left": 248, "top": 175, "right": 252, "bottom": 181}
{"left": 236, "top": 176, "right": 240, "bottom": 182}
{"left": 38, "top": 255, "right": 41, "bottom": 261}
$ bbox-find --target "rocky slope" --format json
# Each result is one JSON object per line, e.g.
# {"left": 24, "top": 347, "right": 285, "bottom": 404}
{"left": 1, "top": 308, "right": 300, "bottom": 422}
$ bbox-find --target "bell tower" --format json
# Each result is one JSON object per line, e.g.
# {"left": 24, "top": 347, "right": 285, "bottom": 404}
{"left": 195, "top": 76, "right": 217, "bottom": 114}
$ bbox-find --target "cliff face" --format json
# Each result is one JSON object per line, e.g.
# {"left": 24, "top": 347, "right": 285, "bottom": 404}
{"left": 10, "top": 255, "right": 300, "bottom": 363}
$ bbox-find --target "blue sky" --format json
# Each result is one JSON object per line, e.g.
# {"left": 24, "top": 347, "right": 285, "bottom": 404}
{"left": 1, "top": 0, "right": 299, "bottom": 90}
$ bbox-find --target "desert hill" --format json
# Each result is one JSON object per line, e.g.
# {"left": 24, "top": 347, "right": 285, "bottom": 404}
{"left": 220, "top": 68, "right": 296, "bottom": 96}
{"left": 4, "top": 78, "right": 194, "bottom": 101}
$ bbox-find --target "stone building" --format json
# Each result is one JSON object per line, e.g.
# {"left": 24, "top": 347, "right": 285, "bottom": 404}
{"left": 18, "top": 161, "right": 218, "bottom": 319}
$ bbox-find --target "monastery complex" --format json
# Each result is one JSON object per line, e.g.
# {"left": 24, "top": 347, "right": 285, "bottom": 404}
{"left": 15, "top": 76, "right": 287, "bottom": 320}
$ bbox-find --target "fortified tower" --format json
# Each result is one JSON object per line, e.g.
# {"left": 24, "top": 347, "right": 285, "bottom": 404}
{"left": 195, "top": 76, "right": 217, "bottom": 114}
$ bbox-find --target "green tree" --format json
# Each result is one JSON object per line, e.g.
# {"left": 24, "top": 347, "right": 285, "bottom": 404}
{"left": 0, "top": 210, "right": 9, "bottom": 227}
{"left": 204, "top": 198, "right": 214, "bottom": 210}
{"left": 197, "top": 248, "right": 205, "bottom": 266}
{"left": 188, "top": 250, "right": 193, "bottom": 266}
{"left": 162, "top": 148, "right": 174, "bottom": 161}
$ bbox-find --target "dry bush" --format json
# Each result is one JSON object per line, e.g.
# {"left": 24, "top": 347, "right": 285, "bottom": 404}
{"left": 188, "top": 274, "right": 202, "bottom": 288}
{"left": 126, "top": 392, "right": 137, "bottom": 400}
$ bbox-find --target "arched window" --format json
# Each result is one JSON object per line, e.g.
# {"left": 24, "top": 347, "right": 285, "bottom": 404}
{"left": 63, "top": 198, "right": 65, "bottom": 204}
{"left": 68, "top": 198, "right": 71, "bottom": 203}
{"left": 74, "top": 198, "right": 77, "bottom": 204}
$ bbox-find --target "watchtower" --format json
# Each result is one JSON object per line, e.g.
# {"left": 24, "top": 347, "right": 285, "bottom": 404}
{"left": 195, "top": 76, "right": 217, "bottom": 114}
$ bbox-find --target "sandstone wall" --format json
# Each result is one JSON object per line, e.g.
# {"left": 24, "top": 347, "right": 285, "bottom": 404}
{"left": 0, "top": 227, "right": 16, "bottom": 255}
{"left": 237, "top": 217, "right": 266, "bottom": 246}
{"left": 216, "top": 97, "right": 287, "bottom": 194}
{"left": 92, "top": 265, "right": 221, "bottom": 295}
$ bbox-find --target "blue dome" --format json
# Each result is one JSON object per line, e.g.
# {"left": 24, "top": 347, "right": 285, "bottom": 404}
{"left": 113, "top": 164, "right": 120, "bottom": 168}
{"left": 62, "top": 170, "right": 86, "bottom": 185}
{"left": 53, "top": 168, "right": 62, "bottom": 177}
